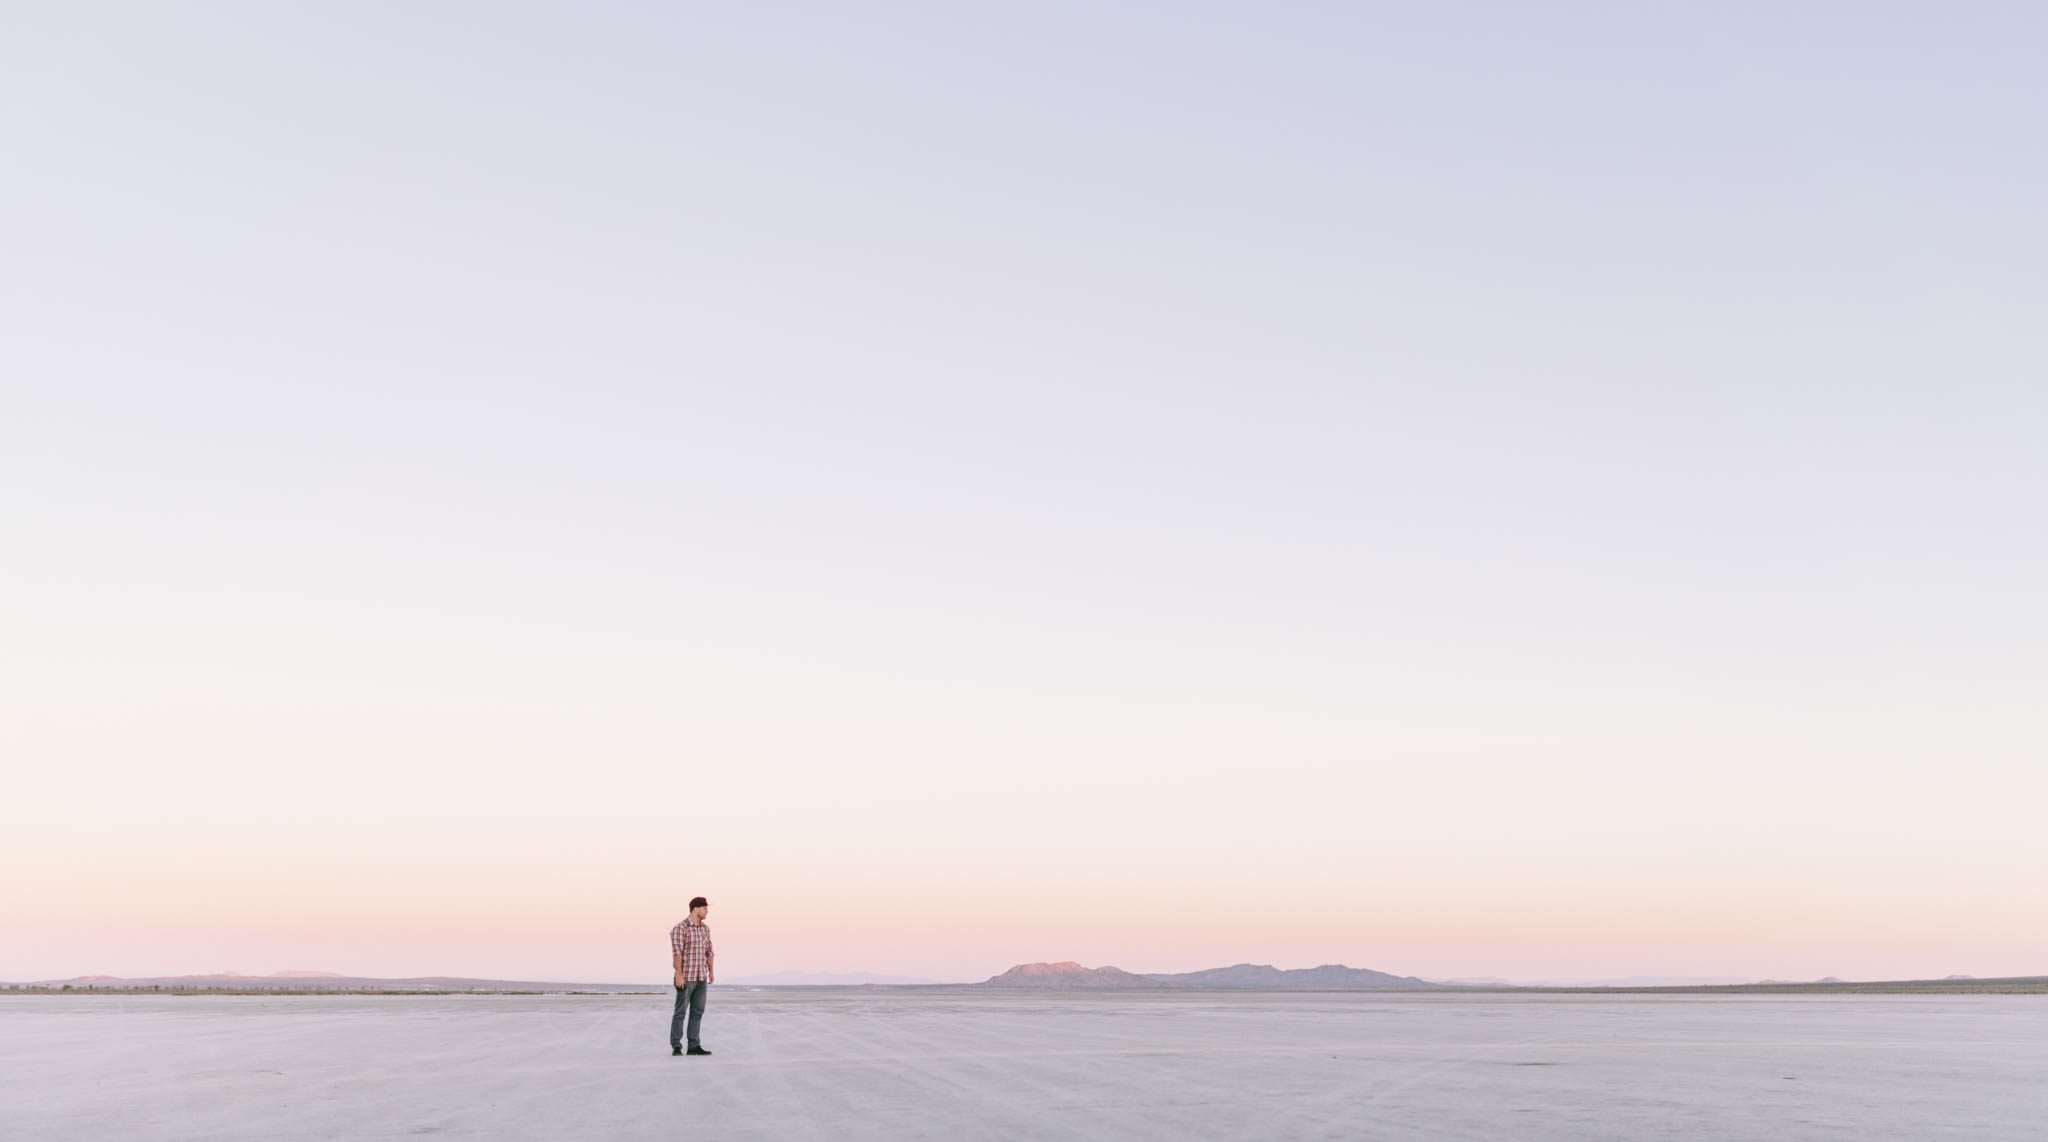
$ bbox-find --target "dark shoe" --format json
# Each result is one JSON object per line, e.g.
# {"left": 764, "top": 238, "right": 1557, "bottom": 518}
{"left": 671, "top": 1046, "right": 682, "bottom": 1056}
{"left": 687, "top": 1047, "right": 712, "bottom": 1056}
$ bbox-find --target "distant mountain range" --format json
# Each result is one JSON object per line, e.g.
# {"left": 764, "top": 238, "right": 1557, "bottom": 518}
{"left": 979, "top": 962, "right": 1440, "bottom": 990}
{"left": 972, "top": 964, "right": 2048, "bottom": 994}
{"left": 5, "top": 972, "right": 653, "bottom": 993}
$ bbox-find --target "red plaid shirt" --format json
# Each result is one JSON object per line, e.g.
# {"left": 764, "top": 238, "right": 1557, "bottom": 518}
{"left": 670, "top": 917, "right": 713, "bottom": 982}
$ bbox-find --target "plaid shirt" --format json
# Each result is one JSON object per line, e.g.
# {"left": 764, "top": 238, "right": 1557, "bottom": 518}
{"left": 671, "top": 917, "right": 713, "bottom": 982}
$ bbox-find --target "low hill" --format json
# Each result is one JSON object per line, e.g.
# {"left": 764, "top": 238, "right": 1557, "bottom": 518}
{"left": 980, "top": 962, "right": 1168, "bottom": 989}
{"left": 726, "top": 971, "right": 955, "bottom": 986}
{"left": 979, "top": 961, "right": 1437, "bottom": 990}
{"left": 1147, "top": 963, "right": 1440, "bottom": 989}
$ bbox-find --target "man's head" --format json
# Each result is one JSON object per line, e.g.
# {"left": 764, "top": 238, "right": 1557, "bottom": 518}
{"left": 690, "top": 896, "right": 709, "bottom": 921}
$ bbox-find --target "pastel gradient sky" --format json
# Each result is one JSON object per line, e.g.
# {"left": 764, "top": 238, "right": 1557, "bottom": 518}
{"left": 4, "top": 3, "right": 2044, "bottom": 985}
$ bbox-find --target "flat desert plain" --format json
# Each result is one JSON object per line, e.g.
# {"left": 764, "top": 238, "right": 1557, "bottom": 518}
{"left": 3, "top": 990, "right": 2043, "bottom": 1140}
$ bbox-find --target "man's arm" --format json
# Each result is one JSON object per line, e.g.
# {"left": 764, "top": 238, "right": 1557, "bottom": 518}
{"left": 673, "top": 952, "right": 683, "bottom": 988}
{"left": 706, "top": 942, "right": 714, "bottom": 985}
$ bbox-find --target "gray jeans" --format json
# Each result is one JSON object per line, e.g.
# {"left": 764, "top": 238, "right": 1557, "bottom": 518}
{"left": 671, "top": 981, "right": 707, "bottom": 1050}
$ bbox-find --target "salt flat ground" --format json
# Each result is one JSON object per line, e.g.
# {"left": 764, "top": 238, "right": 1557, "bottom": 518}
{"left": 3, "top": 990, "right": 2043, "bottom": 1141}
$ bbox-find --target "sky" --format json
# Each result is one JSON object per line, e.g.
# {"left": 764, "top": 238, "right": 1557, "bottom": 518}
{"left": 3, "top": 2, "right": 2044, "bottom": 986}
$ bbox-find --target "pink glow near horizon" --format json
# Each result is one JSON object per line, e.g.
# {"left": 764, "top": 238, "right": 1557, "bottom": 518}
{"left": 8, "top": 791, "right": 2043, "bottom": 983}
{"left": 7, "top": 718, "right": 2046, "bottom": 982}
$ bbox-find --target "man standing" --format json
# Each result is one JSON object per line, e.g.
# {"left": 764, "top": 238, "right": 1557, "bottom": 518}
{"left": 669, "top": 897, "right": 714, "bottom": 1056}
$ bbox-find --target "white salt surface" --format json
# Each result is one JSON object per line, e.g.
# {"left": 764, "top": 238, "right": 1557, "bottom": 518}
{"left": 4, "top": 990, "right": 2043, "bottom": 1140}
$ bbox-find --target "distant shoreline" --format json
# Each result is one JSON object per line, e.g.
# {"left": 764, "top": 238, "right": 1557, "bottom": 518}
{"left": 1438, "top": 977, "right": 2048, "bottom": 995}
{"left": 0, "top": 987, "right": 664, "bottom": 996}
{"left": 7, "top": 977, "right": 2044, "bottom": 997}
